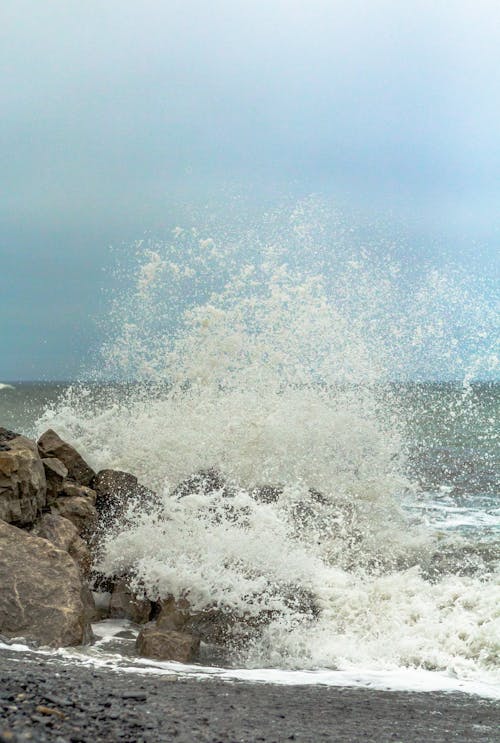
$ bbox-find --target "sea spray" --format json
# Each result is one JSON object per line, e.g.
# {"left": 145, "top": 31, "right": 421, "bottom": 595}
{"left": 37, "top": 201, "right": 499, "bottom": 686}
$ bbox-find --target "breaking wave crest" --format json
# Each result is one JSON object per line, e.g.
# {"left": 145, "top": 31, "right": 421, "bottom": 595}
{"left": 38, "top": 201, "right": 499, "bottom": 688}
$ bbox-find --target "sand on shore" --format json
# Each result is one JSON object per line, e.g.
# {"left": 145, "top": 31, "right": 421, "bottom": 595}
{"left": 1, "top": 648, "right": 499, "bottom": 742}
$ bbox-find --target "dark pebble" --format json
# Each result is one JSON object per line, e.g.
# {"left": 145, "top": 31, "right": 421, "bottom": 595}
{"left": 121, "top": 691, "right": 148, "bottom": 701}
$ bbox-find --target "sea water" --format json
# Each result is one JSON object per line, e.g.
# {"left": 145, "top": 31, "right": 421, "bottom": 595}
{"left": 1, "top": 203, "right": 498, "bottom": 696}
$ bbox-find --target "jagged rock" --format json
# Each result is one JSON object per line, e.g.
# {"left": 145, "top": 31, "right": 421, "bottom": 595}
{"left": 172, "top": 468, "right": 233, "bottom": 498}
{"left": 251, "top": 485, "right": 283, "bottom": 503}
{"left": 156, "top": 596, "right": 192, "bottom": 630}
{"left": 136, "top": 625, "right": 200, "bottom": 662}
{"left": 37, "top": 429, "right": 95, "bottom": 486}
{"left": 0, "top": 428, "right": 46, "bottom": 526}
{"left": 249, "top": 485, "right": 326, "bottom": 505}
{"left": 61, "top": 480, "right": 97, "bottom": 504}
{"left": 42, "top": 457, "right": 68, "bottom": 503}
{"left": 91, "top": 469, "right": 155, "bottom": 526}
{"left": 81, "top": 583, "right": 98, "bottom": 625}
{"left": 0, "top": 520, "right": 92, "bottom": 647}
{"left": 31, "top": 512, "right": 92, "bottom": 576}
{"left": 109, "top": 579, "right": 152, "bottom": 623}
{"left": 157, "top": 596, "right": 234, "bottom": 644}
{"left": 51, "top": 494, "right": 97, "bottom": 536}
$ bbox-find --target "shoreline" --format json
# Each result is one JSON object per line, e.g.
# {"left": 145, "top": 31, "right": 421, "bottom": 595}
{"left": 1, "top": 648, "right": 499, "bottom": 743}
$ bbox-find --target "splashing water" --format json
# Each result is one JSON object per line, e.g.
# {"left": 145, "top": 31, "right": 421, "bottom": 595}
{"left": 39, "top": 202, "right": 499, "bottom": 689}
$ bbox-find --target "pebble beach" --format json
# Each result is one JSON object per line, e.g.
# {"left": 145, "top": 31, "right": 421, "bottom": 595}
{"left": 1, "top": 647, "right": 499, "bottom": 743}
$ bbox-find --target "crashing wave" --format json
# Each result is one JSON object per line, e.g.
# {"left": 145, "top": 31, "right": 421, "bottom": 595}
{"left": 37, "top": 199, "right": 499, "bottom": 686}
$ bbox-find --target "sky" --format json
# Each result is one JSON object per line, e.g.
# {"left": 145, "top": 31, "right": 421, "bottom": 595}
{"left": 1, "top": 0, "right": 499, "bottom": 380}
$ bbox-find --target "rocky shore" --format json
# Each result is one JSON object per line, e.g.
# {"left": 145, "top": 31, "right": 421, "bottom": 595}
{"left": 2, "top": 424, "right": 499, "bottom": 742}
{"left": 1, "top": 424, "right": 331, "bottom": 666}
{"left": 0, "top": 426, "right": 255, "bottom": 663}
{"left": 1, "top": 646, "right": 499, "bottom": 743}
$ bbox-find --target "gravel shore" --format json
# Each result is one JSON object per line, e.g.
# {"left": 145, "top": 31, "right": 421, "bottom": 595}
{"left": 1, "top": 648, "right": 498, "bottom": 743}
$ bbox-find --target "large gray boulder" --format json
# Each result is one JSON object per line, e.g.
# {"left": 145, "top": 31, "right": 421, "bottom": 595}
{"left": 0, "top": 428, "right": 46, "bottom": 526}
{"left": 136, "top": 625, "right": 200, "bottom": 662}
{"left": 37, "top": 429, "right": 95, "bottom": 486}
{"left": 0, "top": 520, "right": 92, "bottom": 647}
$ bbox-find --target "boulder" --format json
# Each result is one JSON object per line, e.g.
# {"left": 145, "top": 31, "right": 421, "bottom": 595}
{"left": 156, "top": 596, "right": 192, "bottom": 630}
{"left": 136, "top": 625, "right": 200, "bottom": 662}
{"left": 91, "top": 469, "right": 156, "bottom": 527}
{"left": 42, "top": 457, "right": 68, "bottom": 504}
{"left": 61, "top": 480, "right": 97, "bottom": 504}
{"left": 249, "top": 485, "right": 326, "bottom": 505}
{"left": 0, "top": 428, "right": 46, "bottom": 526}
{"left": 37, "top": 429, "right": 95, "bottom": 486}
{"left": 51, "top": 494, "right": 97, "bottom": 536}
{"left": 157, "top": 596, "right": 234, "bottom": 645}
{"left": 250, "top": 485, "right": 283, "bottom": 503}
{"left": 109, "top": 579, "right": 152, "bottom": 624}
{"left": 172, "top": 468, "right": 233, "bottom": 499}
{"left": 31, "top": 512, "right": 92, "bottom": 576}
{"left": 0, "top": 520, "right": 92, "bottom": 647}
{"left": 81, "top": 582, "right": 98, "bottom": 625}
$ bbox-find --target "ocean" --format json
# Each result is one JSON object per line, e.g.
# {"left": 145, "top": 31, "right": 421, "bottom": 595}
{"left": 0, "top": 218, "right": 498, "bottom": 699}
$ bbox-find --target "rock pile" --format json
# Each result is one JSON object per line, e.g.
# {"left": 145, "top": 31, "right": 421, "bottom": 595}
{"left": 1, "top": 425, "right": 320, "bottom": 664}
{"left": 0, "top": 426, "right": 237, "bottom": 662}
{"left": 0, "top": 428, "right": 101, "bottom": 647}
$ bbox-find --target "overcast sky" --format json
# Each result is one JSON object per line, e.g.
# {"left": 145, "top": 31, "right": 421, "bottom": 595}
{"left": 1, "top": 0, "right": 499, "bottom": 380}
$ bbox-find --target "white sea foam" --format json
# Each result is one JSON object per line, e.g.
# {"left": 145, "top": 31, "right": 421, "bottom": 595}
{"left": 0, "top": 383, "right": 14, "bottom": 390}
{"left": 37, "top": 201, "right": 499, "bottom": 692}
{"left": 1, "top": 620, "right": 499, "bottom": 699}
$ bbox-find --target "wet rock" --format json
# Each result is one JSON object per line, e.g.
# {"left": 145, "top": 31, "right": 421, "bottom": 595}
{"left": 91, "top": 469, "right": 155, "bottom": 526}
{"left": 37, "top": 430, "right": 95, "bottom": 486}
{"left": 0, "top": 427, "right": 17, "bottom": 444}
{"left": 157, "top": 596, "right": 234, "bottom": 644}
{"left": 60, "top": 480, "right": 96, "bottom": 504}
{"left": 250, "top": 485, "right": 327, "bottom": 505}
{"left": 172, "top": 468, "right": 233, "bottom": 498}
{"left": 81, "top": 583, "right": 98, "bottom": 626}
{"left": 0, "top": 429, "right": 46, "bottom": 526}
{"left": 51, "top": 492, "right": 97, "bottom": 536}
{"left": 31, "top": 513, "right": 92, "bottom": 576}
{"left": 250, "top": 485, "right": 283, "bottom": 503}
{"left": 41, "top": 458, "right": 68, "bottom": 504}
{"left": 156, "top": 596, "right": 192, "bottom": 630}
{"left": 109, "top": 579, "right": 152, "bottom": 624}
{"left": 136, "top": 625, "right": 200, "bottom": 662}
{"left": 0, "top": 520, "right": 92, "bottom": 647}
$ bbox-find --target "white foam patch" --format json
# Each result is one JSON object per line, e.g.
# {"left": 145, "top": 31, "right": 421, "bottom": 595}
{"left": 1, "top": 625, "right": 499, "bottom": 700}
